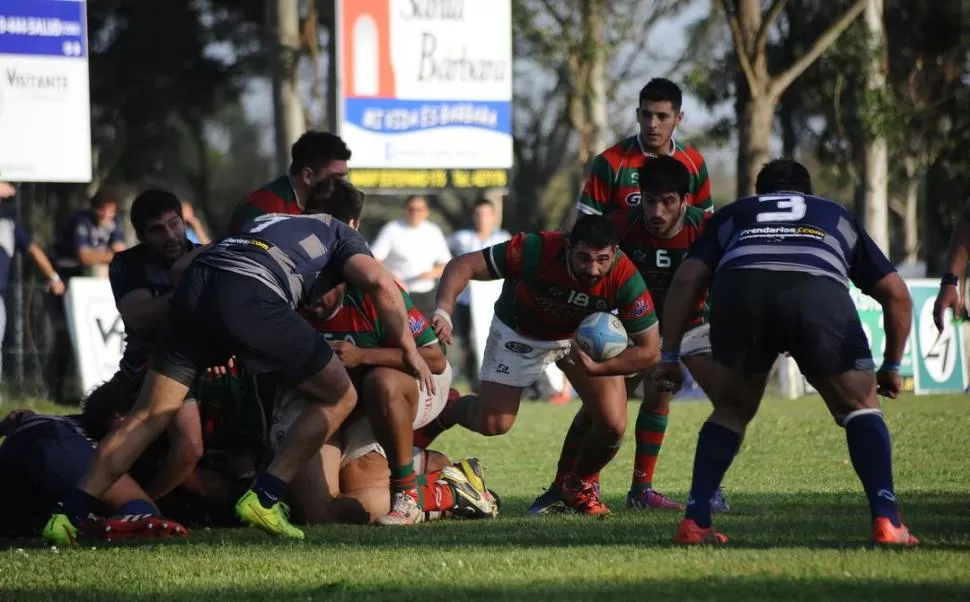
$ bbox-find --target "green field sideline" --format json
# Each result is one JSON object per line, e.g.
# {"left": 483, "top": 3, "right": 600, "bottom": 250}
{"left": 1, "top": 394, "right": 968, "bottom": 601}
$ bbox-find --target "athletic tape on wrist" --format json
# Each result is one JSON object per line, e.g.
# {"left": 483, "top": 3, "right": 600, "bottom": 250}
{"left": 433, "top": 309, "right": 453, "bottom": 328}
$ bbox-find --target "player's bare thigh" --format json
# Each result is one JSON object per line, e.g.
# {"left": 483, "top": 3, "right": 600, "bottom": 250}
{"left": 288, "top": 438, "right": 342, "bottom": 524}
{"left": 805, "top": 370, "right": 880, "bottom": 425}
{"left": 331, "top": 451, "right": 391, "bottom": 525}
{"left": 706, "top": 362, "right": 770, "bottom": 435}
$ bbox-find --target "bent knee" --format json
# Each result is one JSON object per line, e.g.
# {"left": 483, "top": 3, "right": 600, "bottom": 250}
{"left": 480, "top": 413, "right": 516, "bottom": 436}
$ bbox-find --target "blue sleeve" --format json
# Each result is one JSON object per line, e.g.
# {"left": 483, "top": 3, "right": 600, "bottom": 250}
{"left": 73, "top": 214, "right": 95, "bottom": 249}
{"left": 109, "top": 219, "right": 124, "bottom": 245}
{"left": 13, "top": 222, "right": 32, "bottom": 251}
{"left": 848, "top": 221, "right": 896, "bottom": 292}
{"left": 332, "top": 226, "right": 374, "bottom": 269}
{"left": 686, "top": 207, "right": 733, "bottom": 269}
{"left": 108, "top": 252, "right": 144, "bottom": 303}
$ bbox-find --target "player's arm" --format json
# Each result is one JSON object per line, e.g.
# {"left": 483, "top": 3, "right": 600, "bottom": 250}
{"left": 143, "top": 401, "right": 204, "bottom": 500}
{"left": 660, "top": 210, "right": 731, "bottom": 356}
{"left": 934, "top": 206, "right": 970, "bottom": 330}
{"left": 693, "top": 154, "right": 714, "bottom": 213}
{"left": 338, "top": 234, "right": 436, "bottom": 392}
{"left": 562, "top": 155, "right": 614, "bottom": 230}
{"left": 586, "top": 271, "right": 661, "bottom": 376}
{"left": 436, "top": 233, "right": 533, "bottom": 316}
{"left": 109, "top": 225, "right": 126, "bottom": 253}
{"left": 353, "top": 293, "right": 448, "bottom": 374}
{"left": 15, "top": 223, "right": 64, "bottom": 293}
{"left": 110, "top": 254, "right": 171, "bottom": 332}
{"left": 850, "top": 228, "right": 912, "bottom": 370}
{"left": 75, "top": 218, "right": 115, "bottom": 266}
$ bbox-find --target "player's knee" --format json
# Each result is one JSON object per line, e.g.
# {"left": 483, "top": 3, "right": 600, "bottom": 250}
{"left": 480, "top": 413, "right": 516, "bottom": 436}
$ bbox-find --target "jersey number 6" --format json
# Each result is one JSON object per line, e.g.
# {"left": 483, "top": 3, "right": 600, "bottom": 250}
{"left": 756, "top": 195, "right": 807, "bottom": 223}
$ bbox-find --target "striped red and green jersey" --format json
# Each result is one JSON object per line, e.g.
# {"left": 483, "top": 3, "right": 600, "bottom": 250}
{"left": 228, "top": 175, "right": 303, "bottom": 234}
{"left": 300, "top": 285, "right": 437, "bottom": 349}
{"left": 610, "top": 205, "right": 711, "bottom": 328}
{"left": 577, "top": 136, "right": 712, "bottom": 216}
{"left": 484, "top": 231, "right": 658, "bottom": 341}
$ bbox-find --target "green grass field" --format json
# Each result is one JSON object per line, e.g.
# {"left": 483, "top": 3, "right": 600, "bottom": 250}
{"left": 1, "top": 394, "right": 969, "bottom": 601}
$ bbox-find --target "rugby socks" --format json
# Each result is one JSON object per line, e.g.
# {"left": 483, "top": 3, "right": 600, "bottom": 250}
{"left": 391, "top": 461, "right": 422, "bottom": 506}
{"left": 553, "top": 411, "right": 593, "bottom": 487}
{"left": 62, "top": 488, "right": 100, "bottom": 527}
{"left": 418, "top": 472, "right": 457, "bottom": 512}
{"left": 252, "top": 472, "right": 290, "bottom": 509}
{"left": 571, "top": 428, "right": 622, "bottom": 482}
{"left": 631, "top": 406, "right": 669, "bottom": 493}
{"left": 412, "top": 395, "right": 477, "bottom": 448}
{"left": 117, "top": 499, "right": 157, "bottom": 517}
{"left": 685, "top": 422, "right": 741, "bottom": 528}
{"left": 844, "top": 410, "right": 901, "bottom": 527}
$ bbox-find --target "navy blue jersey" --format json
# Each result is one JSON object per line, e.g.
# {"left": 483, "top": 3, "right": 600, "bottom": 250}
{"left": 52, "top": 210, "right": 125, "bottom": 278}
{"left": 109, "top": 241, "right": 198, "bottom": 375}
{"left": 197, "top": 213, "right": 372, "bottom": 309}
{"left": 688, "top": 193, "right": 895, "bottom": 292}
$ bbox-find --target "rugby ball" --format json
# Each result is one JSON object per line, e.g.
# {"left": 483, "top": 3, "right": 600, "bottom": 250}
{"left": 575, "top": 312, "right": 629, "bottom": 361}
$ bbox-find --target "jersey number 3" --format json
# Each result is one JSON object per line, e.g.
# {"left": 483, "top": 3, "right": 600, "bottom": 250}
{"left": 756, "top": 195, "right": 807, "bottom": 223}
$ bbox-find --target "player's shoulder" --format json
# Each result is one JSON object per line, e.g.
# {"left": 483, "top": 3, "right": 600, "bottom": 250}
{"left": 684, "top": 205, "right": 709, "bottom": 227}
{"left": 609, "top": 207, "right": 642, "bottom": 234}
{"left": 110, "top": 243, "right": 150, "bottom": 271}
{"left": 674, "top": 140, "right": 706, "bottom": 164}
{"left": 598, "top": 135, "right": 639, "bottom": 161}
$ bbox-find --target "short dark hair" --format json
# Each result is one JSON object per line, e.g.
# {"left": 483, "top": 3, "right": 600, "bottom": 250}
{"left": 755, "top": 159, "right": 813, "bottom": 195}
{"left": 304, "top": 176, "right": 366, "bottom": 224}
{"left": 473, "top": 198, "right": 495, "bottom": 210}
{"left": 405, "top": 195, "right": 427, "bottom": 207}
{"left": 80, "top": 372, "right": 140, "bottom": 440}
{"left": 289, "top": 131, "right": 352, "bottom": 173}
{"left": 638, "top": 155, "right": 691, "bottom": 198}
{"left": 130, "top": 189, "right": 182, "bottom": 239}
{"left": 569, "top": 215, "right": 619, "bottom": 249}
{"left": 638, "top": 78, "right": 683, "bottom": 111}
{"left": 90, "top": 191, "right": 118, "bottom": 210}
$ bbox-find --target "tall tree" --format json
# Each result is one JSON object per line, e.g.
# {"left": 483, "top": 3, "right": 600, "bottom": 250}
{"left": 861, "top": 0, "right": 889, "bottom": 252}
{"left": 511, "top": 0, "right": 690, "bottom": 230}
{"left": 716, "top": 0, "right": 866, "bottom": 196}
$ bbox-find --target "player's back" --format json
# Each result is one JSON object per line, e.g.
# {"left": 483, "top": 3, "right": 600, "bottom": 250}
{"left": 199, "top": 213, "right": 371, "bottom": 308}
{"left": 708, "top": 193, "right": 878, "bottom": 288}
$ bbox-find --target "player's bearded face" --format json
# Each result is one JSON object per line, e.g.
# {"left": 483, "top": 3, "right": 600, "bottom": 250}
{"left": 642, "top": 192, "right": 686, "bottom": 237}
{"left": 308, "top": 283, "right": 347, "bottom": 319}
{"left": 143, "top": 212, "right": 188, "bottom": 262}
{"left": 568, "top": 243, "right": 616, "bottom": 286}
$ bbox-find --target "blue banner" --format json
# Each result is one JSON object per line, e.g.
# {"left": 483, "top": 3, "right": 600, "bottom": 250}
{"left": 0, "top": 0, "right": 87, "bottom": 59}
{"left": 343, "top": 98, "right": 512, "bottom": 135}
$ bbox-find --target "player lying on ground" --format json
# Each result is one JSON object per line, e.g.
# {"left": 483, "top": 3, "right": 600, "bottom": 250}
{"left": 273, "top": 386, "right": 497, "bottom": 525}
{"left": 529, "top": 156, "right": 729, "bottom": 515}
{"left": 0, "top": 403, "right": 181, "bottom": 541}
{"left": 297, "top": 178, "right": 461, "bottom": 526}
{"left": 44, "top": 179, "right": 434, "bottom": 544}
{"left": 654, "top": 158, "right": 918, "bottom": 546}
{"left": 422, "top": 215, "right": 661, "bottom": 516}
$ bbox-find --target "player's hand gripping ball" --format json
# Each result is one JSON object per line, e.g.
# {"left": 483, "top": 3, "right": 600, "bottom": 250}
{"left": 575, "top": 312, "right": 629, "bottom": 362}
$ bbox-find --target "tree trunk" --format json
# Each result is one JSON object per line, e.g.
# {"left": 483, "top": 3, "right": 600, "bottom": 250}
{"left": 902, "top": 157, "right": 920, "bottom": 263}
{"left": 568, "top": 0, "right": 608, "bottom": 166}
{"left": 269, "top": 0, "right": 305, "bottom": 173}
{"left": 737, "top": 93, "right": 775, "bottom": 197}
{"left": 861, "top": 0, "right": 889, "bottom": 253}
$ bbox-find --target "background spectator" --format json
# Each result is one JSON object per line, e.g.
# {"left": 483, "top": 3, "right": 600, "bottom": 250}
{"left": 446, "top": 199, "right": 510, "bottom": 386}
{"left": 47, "top": 193, "right": 126, "bottom": 403}
{"left": 181, "top": 201, "right": 211, "bottom": 244}
{"left": 52, "top": 193, "right": 126, "bottom": 280}
{"left": 0, "top": 183, "right": 65, "bottom": 395}
{"left": 370, "top": 195, "right": 452, "bottom": 317}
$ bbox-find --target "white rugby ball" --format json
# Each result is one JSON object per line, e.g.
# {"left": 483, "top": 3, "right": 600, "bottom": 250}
{"left": 575, "top": 312, "right": 629, "bottom": 361}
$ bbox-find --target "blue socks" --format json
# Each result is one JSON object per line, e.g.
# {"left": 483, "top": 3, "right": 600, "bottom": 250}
{"left": 844, "top": 411, "right": 900, "bottom": 526}
{"left": 118, "top": 499, "right": 157, "bottom": 517}
{"left": 253, "top": 472, "right": 289, "bottom": 509}
{"left": 685, "top": 422, "right": 741, "bottom": 528}
{"left": 62, "top": 488, "right": 100, "bottom": 527}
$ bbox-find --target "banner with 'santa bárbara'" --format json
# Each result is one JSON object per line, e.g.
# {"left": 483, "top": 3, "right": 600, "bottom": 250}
{"left": 336, "top": 0, "right": 513, "bottom": 172}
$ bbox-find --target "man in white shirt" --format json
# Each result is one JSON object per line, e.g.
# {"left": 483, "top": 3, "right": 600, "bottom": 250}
{"left": 370, "top": 195, "right": 452, "bottom": 317}
{"left": 446, "top": 199, "right": 510, "bottom": 386}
